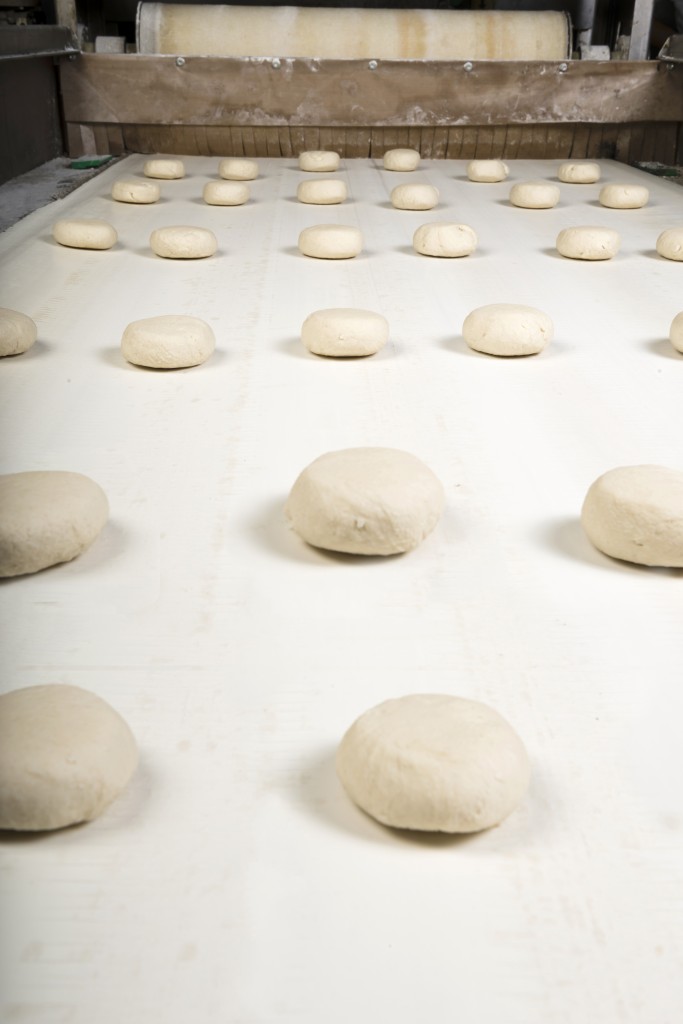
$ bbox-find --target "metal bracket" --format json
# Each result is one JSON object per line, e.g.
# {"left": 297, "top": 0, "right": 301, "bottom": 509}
{"left": 0, "top": 25, "right": 78, "bottom": 60}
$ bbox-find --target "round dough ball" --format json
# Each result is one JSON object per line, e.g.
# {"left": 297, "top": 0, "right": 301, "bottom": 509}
{"left": 557, "top": 161, "right": 600, "bottom": 183}
{"left": 336, "top": 694, "right": 530, "bottom": 833}
{"left": 297, "top": 179, "right": 348, "bottom": 205}
{"left": 670, "top": 311, "right": 683, "bottom": 353}
{"left": 413, "top": 222, "right": 477, "bottom": 258}
{"left": 463, "top": 303, "right": 553, "bottom": 357}
{"left": 467, "top": 159, "right": 509, "bottom": 183}
{"left": 150, "top": 225, "right": 217, "bottom": 259}
{"left": 285, "top": 447, "right": 444, "bottom": 555}
{"left": 556, "top": 226, "right": 620, "bottom": 260}
{"left": 121, "top": 314, "right": 215, "bottom": 369}
{"left": 298, "top": 224, "right": 362, "bottom": 259}
{"left": 0, "top": 307, "right": 37, "bottom": 357}
{"left": 599, "top": 183, "right": 649, "bottom": 209}
{"left": 383, "top": 148, "right": 420, "bottom": 171}
{"left": 390, "top": 183, "right": 439, "bottom": 211}
{"left": 0, "top": 684, "right": 138, "bottom": 831}
{"left": 203, "top": 180, "right": 249, "bottom": 206}
{"left": 581, "top": 465, "right": 683, "bottom": 567}
{"left": 509, "top": 181, "right": 560, "bottom": 209}
{"left": 218, "top": 157, "right": 258, "bottom": 180}
{"left": 301, "top": 308, "right": 389, "bottom": 358}
{"left": 656, "top": 227, "right": 683, "bottom": 261}
{"left": 111, "top": 179, "right": 160, "bottom": 204}
{"left": 0, "top": 471, "right": 108, "bottom": 577}
{"left": 52, "top": 219, "right": 117, "bottom": 250}
{"left": 299, "top": 150, "right": 340, "bottom": 172}
{"left": 143, "top": 158, "right": 184, "bottom": 179}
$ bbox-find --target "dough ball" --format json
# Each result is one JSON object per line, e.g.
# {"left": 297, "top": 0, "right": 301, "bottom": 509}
{"left": 121, "top": 314, "right": 215, "bottom": 369}
{"left": 599, "top": 184, "right": 649, "bottom": 209}
{"left": 0, "top": 684, "right": 138, "bottom": 831}
{"left": 581, "top": 465, "right": 683, "bottom": 567}
{"left": 0, "top": 307, "right": 37, "bottom": 357}
{"left": 285, "top": 447, "right": 444, "bottom": 555}
{"left": 297, "top": 179, "right": 348, "bottom": 205}
{"left": 218, "top": 157, "right": 258, "bottom": 180}
{"left": 509, "top": 181, "right": 560, "bottom": 209}
{"left": 383, "top": 148, "right": 420, "bottom": 171}
{"left": 299, "top": 150, "right": 340, "bottom": 172}
{"left": 556, "top": 226, "right": 620, "bottom": 260}
{"left": 413, "top": 222, "right": 477, "bottom": 258}
{"left": 111, "top": 179, "right": 160, "bottom": 204}
{"left": 298, "top": 224, "right": 362, "bottom": 259}
{"left": 143, "top": 158, "right": 184, "bottom": 179}
{"left": 301, "top": 308, "right": 389, "bottom": 358}
{"left": 463, "top": 303, "right": 553, "bottom": 357}
{"left": 467, "top": 159, "right": 509, "bottom": 183}
{"left": 557, "top": 161, "right": 600, "bottom": 183}
{"left": 52, "top": 219, "right": 117, "bottom": 250}
{"left": 656, "top": 227, "right": 683, "bottom": 261}
{"left": 203, "top": 180, "right": 249, "bottom": 206}
{"left": 150, "top": 225, "right": 217, "bottom": 259}
{"left": 336, "top": 694, "right": 530, "bottom": 833}
{"left": 670, "top": 311, "right": 683, "bottom": 353}
{"left": 390, "top": 183, "right": 439, "bottom": 211}
{"left": 0, "top": 471, "right": 108, "bottom": 577}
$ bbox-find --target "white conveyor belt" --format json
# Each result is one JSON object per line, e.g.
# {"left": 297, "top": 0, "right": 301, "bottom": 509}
{"left": 0, "top": 157, "right": 682, "bottom": 1024}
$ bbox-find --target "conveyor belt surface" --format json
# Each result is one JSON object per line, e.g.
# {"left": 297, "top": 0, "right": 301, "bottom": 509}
{"left": 1, "top": 157, "right": 682, "bottom": 1024}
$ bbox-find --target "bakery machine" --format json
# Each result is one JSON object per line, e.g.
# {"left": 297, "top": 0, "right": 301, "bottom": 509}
{"left": 15, "top": 0, "right": 682, "bottom": 172}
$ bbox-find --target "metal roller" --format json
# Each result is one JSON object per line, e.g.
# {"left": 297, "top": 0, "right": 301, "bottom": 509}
{"left": 136, "top": 4, "right": 571, "bottom": 61}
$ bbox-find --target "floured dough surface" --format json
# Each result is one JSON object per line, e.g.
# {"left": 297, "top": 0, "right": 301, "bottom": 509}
{"left": 413, "top": 222, "right": 477, "bottom": 257}
{"left": 558, "top": 161, "right": 600, "bottom": 183}
{"left": 203, "top": 180, "right": 249, "bottom": 206}
{"left": 463, "top": 303, "right": 553, "bottom": 357}
{"left": 509, "top": 181, "right": 560, "bottom": 209}
{"left": 143, "top": 158, "right": 184, "bottom": 179}
{"left": 0, "top": 471, "right": 108, "bottom": 577}
{"left": 298, "top": 224, "right": 362, "bottom": 259}
{"left": 121, "top": 315, "right": 216, "bottom": 368}
{"left": 383, "top": 148, "right": 420, "bottom": 171}
{"left": 670, "top": 311, "right": 683, "bottom": 353}
{"left": 599, "top": 184, "right": 648, "bottom": 209}
{"left": 297, "top": 179, "right": 347, "bottom": 205}
{"left": 219, "top": 157, "right": 258, "bottom": 180}
{"left": 285, "top": 447, "right": 444, "bottom": 555}
{"left": 556, "top": 226, "right": 620, "bottom": 260}
{"left": 581, "top": 464, "right": 683, "bottom": 567}
{"left": 467, "top": 159, "right": 508, "bottom": 183}
{"left": 111, "top": 179, "right": 160, "bottom": 204}
{"left": 656, "top": 227, "right": 683, "bottom": 261}
{"left": 391, "top": 183, "right": 439, "bottom": 210}
{"left": 0, "top": 684, "right": 138, "bottom": 831}
{"left": 53, "top": 219, "right": 117, "bottom": 250}
{"left": 150, "top": 225, "right": 217, "bottom": 259}
{"left": 0, "top": 307, "right": 37, "bottom": 357}
{"left": 336, "top": 694, "right": 530, "bottom": 833}
{"left": 301, "top": 308, "right": 389, "bottom": 357}
{"left": 299, "top": 151, "right": 340, "bottom": 172}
